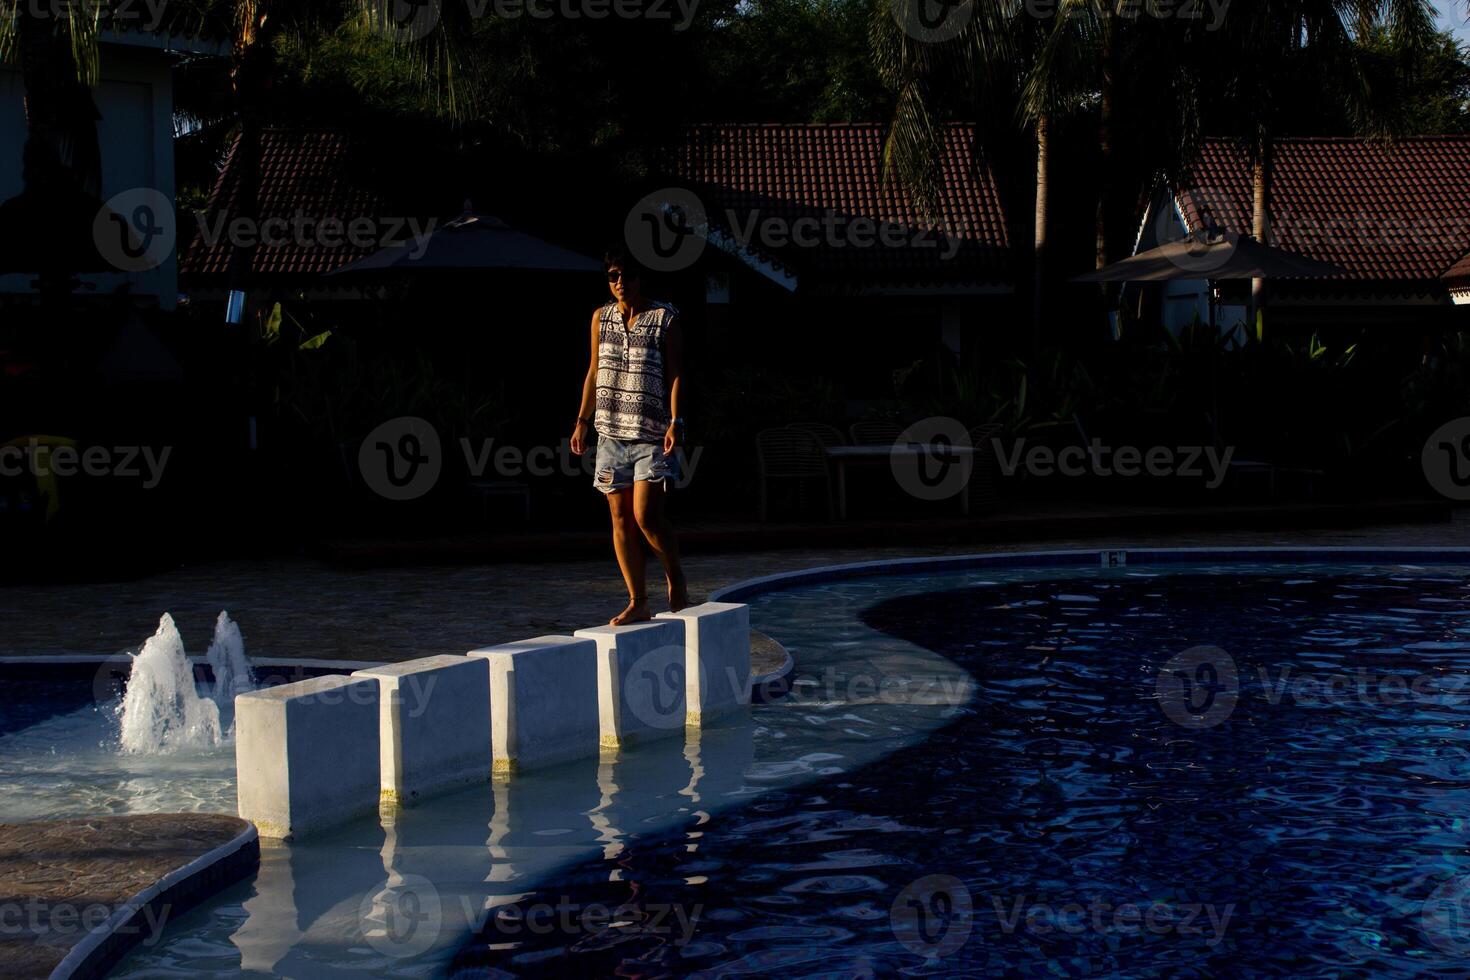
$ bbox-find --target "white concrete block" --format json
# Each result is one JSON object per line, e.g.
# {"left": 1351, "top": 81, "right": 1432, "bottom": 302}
{"left": 574, "top": 621, "right": 686, "bottom": 749}
{"left": 656, "top": 602, "right": 751, "bottom": 725}
{"left": 352, "top": 655, "right": 492, "bottom": 805}
{"left": 235, "top": 675, "right": 380, "bottom": 839}
{"left": 466, "top": 636, "right": 599, "bottom": 773}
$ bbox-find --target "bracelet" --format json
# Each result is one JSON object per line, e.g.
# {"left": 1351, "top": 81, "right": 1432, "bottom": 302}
{"left": 576, "top": 416, "right": 592, "bottom": 426}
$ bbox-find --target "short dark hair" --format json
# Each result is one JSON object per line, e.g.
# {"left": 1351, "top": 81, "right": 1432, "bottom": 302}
{"left": 603, "top": 248, "right": 644, "bottom": 280}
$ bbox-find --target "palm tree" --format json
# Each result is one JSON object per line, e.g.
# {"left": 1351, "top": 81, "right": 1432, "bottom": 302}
{"left": 1023, "top": 2, "right": 1205, "bottom": 304}
{"left": 0, "top": 2, "right": 109, "bottom": 299}
{"left": 873, "top": 0, "right": 1198, "bottom": 341}
{"left": 0, "top": 0, "right": 476, "bottom": 310}
{"left": 1201, "top": 0, "right": 1437, "bottom": 336}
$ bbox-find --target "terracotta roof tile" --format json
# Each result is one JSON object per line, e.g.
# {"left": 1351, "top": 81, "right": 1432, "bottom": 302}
{"left": 674, "top": 123, "right": 1011, "bottom": 287}
{"left": 1178, "top": 137, "right": 1470, "bottom": 282}
{"left": 180, "top": 130, "right": 393, "bottom": 284}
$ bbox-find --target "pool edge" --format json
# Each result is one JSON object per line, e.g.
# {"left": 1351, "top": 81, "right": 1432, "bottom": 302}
{"left": 710, "top": 545, "right": 1470, "bottom": 603}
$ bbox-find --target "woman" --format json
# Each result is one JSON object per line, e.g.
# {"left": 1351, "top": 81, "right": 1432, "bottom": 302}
{"left": 570, "top": 250, "right": 690, "bottom": 625}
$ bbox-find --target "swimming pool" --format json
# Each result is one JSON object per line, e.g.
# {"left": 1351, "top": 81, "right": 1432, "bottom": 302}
{"left": 442, "top": 552, "right": 1470, "bottom": 977}
{"left": 9, "top": 549, "right": 1470, "bottom": 976}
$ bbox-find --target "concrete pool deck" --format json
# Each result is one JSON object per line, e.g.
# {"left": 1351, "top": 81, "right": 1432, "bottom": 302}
{"left": 0, "top": 813, "right": 257, "bottom": 979}
{"left": 1, "top": 510, "right": 1467, "bottom": 664}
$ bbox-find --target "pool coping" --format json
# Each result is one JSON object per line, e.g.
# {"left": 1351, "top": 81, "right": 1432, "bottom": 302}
{"left": 709, "top": 545, "right": 1470, "bottom": 603}
{"left": 46, "top": 819, "right": 259, "bottom": 980}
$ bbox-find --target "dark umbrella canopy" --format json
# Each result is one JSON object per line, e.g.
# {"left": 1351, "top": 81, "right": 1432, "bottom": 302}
{"left": 326, "top": 211, "right": 601, "bottom": 276}
{"left": 1072, "top": 231, "right": 1351, "bottom": 282}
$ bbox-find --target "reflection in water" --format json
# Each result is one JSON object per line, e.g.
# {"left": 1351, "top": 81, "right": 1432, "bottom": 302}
{"left": 200, "top": 717, "right": 769, "bottom": 977}
{"left": 442, "top": 569, "right": 1470, "bottom": 977}
{"left": 113, "top": 567, "right": 976, "bottom": 978}
{"left": 232, "top": 818, "right": 387, "bottom": 976}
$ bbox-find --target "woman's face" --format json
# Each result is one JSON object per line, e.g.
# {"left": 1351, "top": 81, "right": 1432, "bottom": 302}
{"left": 607, "top": 265, "right": 640, "bottom": 303}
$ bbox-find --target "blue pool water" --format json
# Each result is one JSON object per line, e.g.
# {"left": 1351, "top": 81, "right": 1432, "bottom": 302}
{"left": 447, "top": 564, "right": 1470, "bottom": 977}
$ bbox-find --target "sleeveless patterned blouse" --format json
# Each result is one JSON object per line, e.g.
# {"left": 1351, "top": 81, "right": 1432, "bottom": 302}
{"left": 593, "top": 301, "right": 677, "bottom": 442}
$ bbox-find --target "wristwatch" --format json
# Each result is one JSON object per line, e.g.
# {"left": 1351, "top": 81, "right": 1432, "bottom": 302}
{"left": 672, "top": 417, "right": 685, "bottom": 428}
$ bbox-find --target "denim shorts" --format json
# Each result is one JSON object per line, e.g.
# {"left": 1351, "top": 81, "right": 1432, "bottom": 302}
{"left": 593, "top": 435, "right": 677, "bottom": 493}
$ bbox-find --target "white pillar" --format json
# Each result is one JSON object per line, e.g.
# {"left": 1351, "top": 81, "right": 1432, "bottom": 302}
{"left": 466, "top": 636, "right": 599, "bottom": 773}
{"left": 574, "top": 621, "right": 686, "bottom": 750}
{"left": 352, "top": 655, "right": 493, "bottom": 805}
{"left": 235, "top": 675, "right": 380, "bottom": 839}
{"left": 656, "top": 602, "right": 751, "bottom": 725}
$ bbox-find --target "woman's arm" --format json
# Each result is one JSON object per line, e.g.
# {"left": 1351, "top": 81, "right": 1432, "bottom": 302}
{"left": 571, "top": 310, "right": 600, "bottom": 455}
{"left": 663, "top": 314, "right": 684, "bottom": 455}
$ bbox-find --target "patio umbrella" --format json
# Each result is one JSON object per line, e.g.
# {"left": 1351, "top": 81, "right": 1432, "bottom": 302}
{"left": 1072, "top": 230, "right": 1351, "bottom": 454}
{"left": 325, "top": 209, "right": 601, "bottom": 276}
{"left": 1071, "top": 230, "right": 1351, "bottom": 284}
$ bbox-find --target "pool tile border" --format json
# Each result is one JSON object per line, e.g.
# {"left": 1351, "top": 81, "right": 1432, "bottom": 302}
{"left": 47, "top": 819, "right": 259, "bottom": 980}
{"left": 709, "top": 546, "right": 1470, "bottom": 603}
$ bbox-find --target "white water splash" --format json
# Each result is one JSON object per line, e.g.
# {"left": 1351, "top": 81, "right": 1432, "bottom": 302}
{"left": 118, "top": 613, "right": 222, "bottom": 754}
{"left": 206, "top": 611, "right": 255, "bottom": 724}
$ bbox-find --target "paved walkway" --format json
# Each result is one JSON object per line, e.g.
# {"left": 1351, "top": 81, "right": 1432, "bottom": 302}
{"left": 0, "top": 813, "right": 254, "bottom": 979}
{"left": 2, "top": 514, "right": 1467, "bottom": 663}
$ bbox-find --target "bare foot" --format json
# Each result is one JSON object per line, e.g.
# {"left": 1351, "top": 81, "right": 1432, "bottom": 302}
{"left": 611, "top": 598, "right": 652, "bottom": 626}
{"left": 668, "top": 575, "right": 691, "bottom": 613}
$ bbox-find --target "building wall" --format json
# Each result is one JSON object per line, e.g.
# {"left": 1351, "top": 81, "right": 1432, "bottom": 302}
{"left": 0, "top": 43, "right": 178, "bottom": 309}
{"left": 1134, "top": 193, "right": 1247, "bottom": 342}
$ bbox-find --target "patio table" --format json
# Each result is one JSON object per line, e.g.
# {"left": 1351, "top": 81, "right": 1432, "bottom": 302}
{"left": 824, "top": 444, "right": 976, "bottom": 519}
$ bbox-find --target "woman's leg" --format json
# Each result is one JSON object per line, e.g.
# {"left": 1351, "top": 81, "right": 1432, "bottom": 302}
{"left": 633, "top": 479, "right": 689, "bottom": 611}
{"left": 608, "top": 487, "right": 651, "bottom": 625}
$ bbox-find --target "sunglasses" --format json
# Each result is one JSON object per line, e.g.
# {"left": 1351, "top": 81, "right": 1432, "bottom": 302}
{"left": 606, "top": 269, "right": 637, "bottom": 283}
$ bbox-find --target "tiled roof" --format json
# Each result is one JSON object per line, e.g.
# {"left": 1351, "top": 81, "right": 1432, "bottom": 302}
{"left": 180, "top": 130, "right": 395, "bottom": 284}
{"left": 674, "top": 123, "right": 1011, "bottom": 287}
{"left": 1177, "top": 137, "right": 1470, "bottom": 282}
{"left": 1442, "top": 250, "right": 1470, "bottom": 288}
